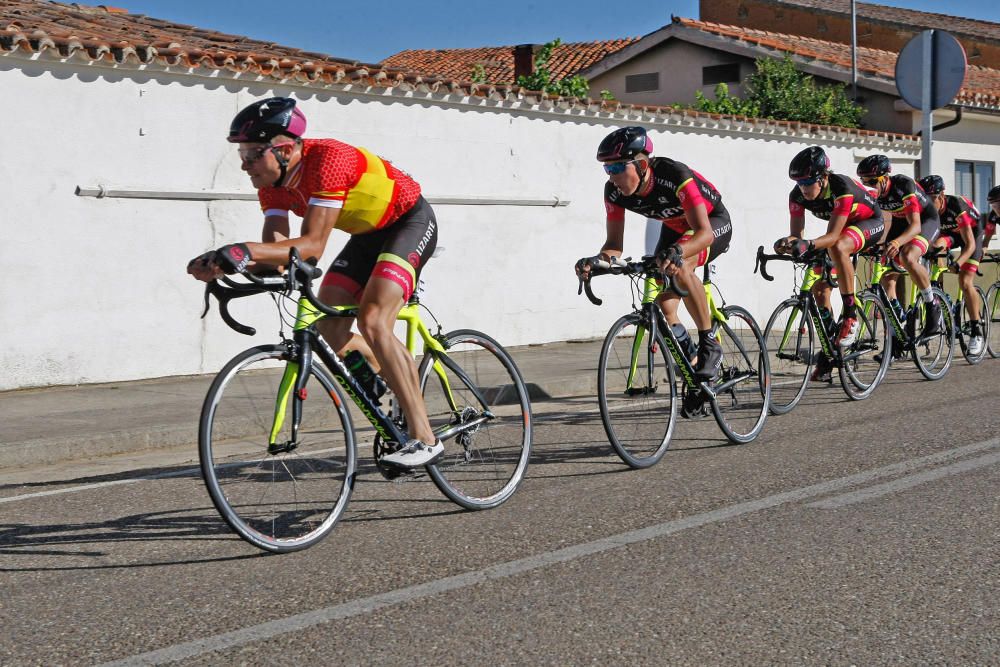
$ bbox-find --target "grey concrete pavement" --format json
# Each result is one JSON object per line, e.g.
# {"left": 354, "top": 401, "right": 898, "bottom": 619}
{"left": 0, "top": 339, "right": 605, "bottom": 472}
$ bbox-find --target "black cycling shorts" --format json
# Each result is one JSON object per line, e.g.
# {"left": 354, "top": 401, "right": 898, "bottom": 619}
{"left": 654, "top": 208, "right": 732, "bottom": 268}
{"left": 886, "top": 210, "right": 940, "bottom": 255}
{"left": 321, "top": 196, "right": 438, "bottom": 301}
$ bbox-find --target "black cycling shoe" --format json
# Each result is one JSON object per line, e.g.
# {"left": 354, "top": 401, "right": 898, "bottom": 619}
{"left": 693, "top": 338, "right": 723, "bottom": 381}
{"left": 920, "top": 301, "right": 943, "bottom": 339}
{"left": 809, "top": 352, "right": 833, "bottom": 382}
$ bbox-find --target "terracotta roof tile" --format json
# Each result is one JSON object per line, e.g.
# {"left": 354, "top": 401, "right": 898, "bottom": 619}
{"left": 381, "top": 39, "right": 640, "bottom": 83}
{"left": 0, "top": 0, "right": 923, "bottom": 140}
{"left": 766, "top": 0, "right": 1000, "bottom": 44}
{"left": 675, "top": 18, "right": 1000, "bottom": 109}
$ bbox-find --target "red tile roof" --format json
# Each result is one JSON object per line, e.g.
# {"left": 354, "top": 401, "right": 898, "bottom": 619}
{"left": 675, "top": 18, "right": 1000, "bottom": 109}
{"left": 0, "top": 0, "right": 922, "bottom": 142}
{"left": 766, "top": 0, "right": 1000, "bottom": 44}
{"left": 381, "top": 39, "right": 640, "bottom": 83}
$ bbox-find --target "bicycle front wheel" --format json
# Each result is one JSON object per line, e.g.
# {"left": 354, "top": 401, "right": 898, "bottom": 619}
{"left": 419, "top": 330, "right": 532, "bottom": 510}
{"left": 988, "top": 283, "right": 1000, "bottom": 359}
{"left": 840, "top": 290, "right": 891, "bottom": 400}
{"left": 597, "top": 312, "right": 677, "bottom": 468}
{"left": 199, "top": 345, "right": 357, "bottom": 553}
{"left": 710, "top": 305, "right": 770, "bottom": 444}
{"left": 912, "top": 288, "right": 955, "bottom": 380}
{"left": 762, "top": 298, "right": 814, "bottom": 415}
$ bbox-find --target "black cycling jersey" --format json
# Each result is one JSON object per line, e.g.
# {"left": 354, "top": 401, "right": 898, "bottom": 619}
{"left": 605, "top": 157, "right": 726, "bottom": 233}
{"left": 877, "top": 174, "right": 936, "bottom": 220}
{"left": 938, "top": 194, "right": 982, "bottom": 236}
{"left": 789, "top": 173, "right": 880, "bottom": 222}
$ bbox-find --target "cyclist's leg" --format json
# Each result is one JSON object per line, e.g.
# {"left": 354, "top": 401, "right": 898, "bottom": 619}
{"left": 958, "top": 231, "right": 985, "bottom": 326}
{"left": 832, "top": 215, "right": 883, "bottom": 344}
{"left": 357, "top": 198, "right": 440, "bottom": 456}
{"left": 678, "top": 212, "right": 732, "bottom": 378}
{"left": 652, "top": 226, "right": 694, "bottom": 356}
{"left": 317, "top": 235, "right": 377, "bottom": 364}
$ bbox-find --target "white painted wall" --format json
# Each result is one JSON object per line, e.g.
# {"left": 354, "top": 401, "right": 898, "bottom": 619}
{"left": 0, "top": 55, "right": 921, "bottom": 390}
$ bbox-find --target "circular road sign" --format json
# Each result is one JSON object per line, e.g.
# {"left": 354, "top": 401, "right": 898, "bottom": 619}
{"left": 895, "top": 30, "right": 967, "bottom": 110}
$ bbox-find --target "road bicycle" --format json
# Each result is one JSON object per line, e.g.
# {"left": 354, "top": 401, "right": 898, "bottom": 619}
{"left": 980, "top": 251, "right": 1000, "bottom": 358}
{"left": 857, "top": 246, "right": 955, "bottom": 381}
{"left": 579, "top": 255, "right": 770, "bottom": 468}
{"left": 927, "top": 251, "right": 989, "bottom": 365}
{"left": 198, "top": 249, "right": 532, "bottom": 552}
{"left": 755, "top": 245, "right": 891, "bottom": 413}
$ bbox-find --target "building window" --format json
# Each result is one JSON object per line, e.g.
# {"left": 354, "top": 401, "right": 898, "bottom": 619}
{"left": 702, "top": 63, "right": 741, "bottom": 86}
{"left": 954, "top": 160, "right": 995, "bottom": 212}
{"left": 625, "top": 72, "right": 660, "bottom": 93}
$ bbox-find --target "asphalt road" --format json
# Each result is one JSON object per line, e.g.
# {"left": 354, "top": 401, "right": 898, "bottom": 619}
{"left": 2, "top": 360, "right": 998, "bottom": 665}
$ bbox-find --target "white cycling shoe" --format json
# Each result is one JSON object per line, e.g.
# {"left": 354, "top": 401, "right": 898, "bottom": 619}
{"left": 968, "top": 334, "right": 985, "bottom": 357}
{"left": 381, "top": 438, "right": 444, "bottom": 468}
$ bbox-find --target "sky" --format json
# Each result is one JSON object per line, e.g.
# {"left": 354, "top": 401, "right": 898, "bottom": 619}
{"left": 117, "top": 0, "right": 999, "bottom": 64}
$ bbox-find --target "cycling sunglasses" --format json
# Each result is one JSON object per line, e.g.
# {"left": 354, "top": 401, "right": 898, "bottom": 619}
{"left": 860, "top": 175, "right": 883, "bottom": 186}
{"left": 603, "top": 160, "right": 638, "bottom": 175}
{"left": 238, "top": 142, "right": 295, "bottom": 165}
{"left": 795, "top": 175, "right": 821, "bottom": 186}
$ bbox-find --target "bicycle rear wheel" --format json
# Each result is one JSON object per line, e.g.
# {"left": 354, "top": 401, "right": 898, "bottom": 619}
{"left": 840, "top": 291, "right": 891, "bottom": 400}
{"left": 912, "top": 288, "right": 955, "bottom": 380}
{"left": 419, "top": 330, "right": 532, "bottom": 510}
{"left": 199, "top": 345, "right": 357, "bottom": 553}
{"left": 597, "top": 312, "right": 677, "bottom": 468}
{"left": 709, "top": 305, "right": 770, "bottom": 443}
{"left": 988, "top": 283, "right": 1000, "bottom": 359}
{"left": 959, "top": 286, "right": 989, "bottom": 365}
{"left": 762, "top": 298, "right": 814, "bottom": 415}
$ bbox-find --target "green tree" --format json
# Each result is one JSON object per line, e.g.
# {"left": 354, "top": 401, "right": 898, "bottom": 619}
{"left": 515, "top": 38, "right": 592, "bottom": 98}
{"left": 692, "top": 55, "right": 865, "bottom": 128}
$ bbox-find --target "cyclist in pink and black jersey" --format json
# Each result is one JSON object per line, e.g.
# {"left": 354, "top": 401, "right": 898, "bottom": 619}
{"left": 576, "top": 126, "right": 732, "bottom": 380}
{"left": 986, "top": 185, "right": 1000, "bottom": 248}
{"left": 919, "top": 175, "right": 986, "bottom": 355}
{"left": 858, "top": 154, "right": 943, "bottom": 341}
{"left": 775, "top": 147, "right": 885, "bottom": 367}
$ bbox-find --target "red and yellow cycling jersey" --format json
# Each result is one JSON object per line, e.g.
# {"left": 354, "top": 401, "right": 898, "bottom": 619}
{"left": 257, "top": 139, "right": 422, "bottom": 235}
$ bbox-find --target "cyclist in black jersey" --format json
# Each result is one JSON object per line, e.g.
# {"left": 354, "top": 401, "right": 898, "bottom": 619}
{"left": 775, "top": 146, "right": 885, "bottom": 379}
{"left": 857, "top": 154, "right": 942, "bottom": 340}
{"left": 919, "top": 175, "right": 986, "bottom": 355}
{"left": 576, "top": 126, "right": 732, "bottom": 380}
{"left": 987, "top": 185, "right": 1000, "bottom": 249}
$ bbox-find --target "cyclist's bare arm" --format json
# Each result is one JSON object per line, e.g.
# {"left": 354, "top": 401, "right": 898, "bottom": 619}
{"left": 263, "top": 214, "right": 290, "bottom": 243}
{"left": 246, "top": 205, "right": 340, "bottom": 266}
{"left": 955, "top": 224, "right": 977, "bottom": 267}
{"left": 601, "top": 217, "right": 626, "bottom": 259}
{"left": 680, "top": 203, "right": 713, "bottom": 259}
{"left": 812, "top": 213, "right": 850, "bottom": 250}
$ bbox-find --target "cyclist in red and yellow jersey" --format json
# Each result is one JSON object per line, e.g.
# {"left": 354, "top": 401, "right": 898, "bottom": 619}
{"left": 187, "top": 97, "right": 442, "bottom": 468}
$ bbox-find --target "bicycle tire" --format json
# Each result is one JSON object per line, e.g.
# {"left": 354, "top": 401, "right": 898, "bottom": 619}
{"left": 597, "top": 312, "right": 677, "bottom": 468}
{"left": 987, "top": 283, "right": 1000, "bottom": 359}
{"left": 709, "top": 305, "right": 770, "bottom": 443}
{"left": 762, "top": 298, "right": 814, "bottom": 416}
{"left": 840, "top": 291, "right": 891, "bottom": 401}
{"left": 199, "top": 345, "right": 357, "bottom": 553}
{"left": 959, "top": 286, "right": 989, "bottom": 365}
{"left": 912, "top": 287, "right": 955, "bottom": 380}
{"left": 419, "top": 330, "right": 532, "bottom": 510}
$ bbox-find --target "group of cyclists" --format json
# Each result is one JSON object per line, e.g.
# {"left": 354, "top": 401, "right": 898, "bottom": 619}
{"left": 577, "top": 125, "right": 999, "bottom": 384}
{"left": 188, "top": 98, "right": 998, "bottom": 471}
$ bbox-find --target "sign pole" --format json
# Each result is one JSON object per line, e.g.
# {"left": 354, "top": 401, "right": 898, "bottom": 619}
{"left": 920, "top": 30, "right": 934, "bottom": 178}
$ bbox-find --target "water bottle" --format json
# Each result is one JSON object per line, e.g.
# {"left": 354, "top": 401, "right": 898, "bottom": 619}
{"left": 343, "top": 350, "right": 387, "bottom": 399}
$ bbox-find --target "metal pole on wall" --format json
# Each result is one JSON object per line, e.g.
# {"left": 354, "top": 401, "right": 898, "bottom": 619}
{"left": 921, "top": 30, "right": 934, "bottom": 178}
{"left": 851, "top": 0, "right": 858, "bottom": 100}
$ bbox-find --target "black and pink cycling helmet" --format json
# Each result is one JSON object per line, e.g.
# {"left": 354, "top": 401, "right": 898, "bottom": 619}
{"left": 228, "top": 97, "right": 307, "bottom": 143}
{"left": 597, "top": 126, "right": 653, "bottom": 161}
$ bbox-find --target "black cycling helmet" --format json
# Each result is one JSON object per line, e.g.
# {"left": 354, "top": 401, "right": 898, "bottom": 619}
{"left": 788, "top": 146, "right": 830, "bottom": 181}
{"left": 988, "top": 184, "right": 1000, "bottom": 203}
{"left": 228, "top": 97, "right": 307, "bottom": 143}
{"left": 597, "top": 126, "right": 653, "bottom": 161}
{"left": 857, "top": 154, "right": 892, "bottom": 179}
{"left": 917, "top": 175, "right": 945, "bottom": 195}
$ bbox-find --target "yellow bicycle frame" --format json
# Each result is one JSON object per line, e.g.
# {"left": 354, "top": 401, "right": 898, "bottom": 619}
{"left": 268, "top": 296, "right": 454, "bottom": 447}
